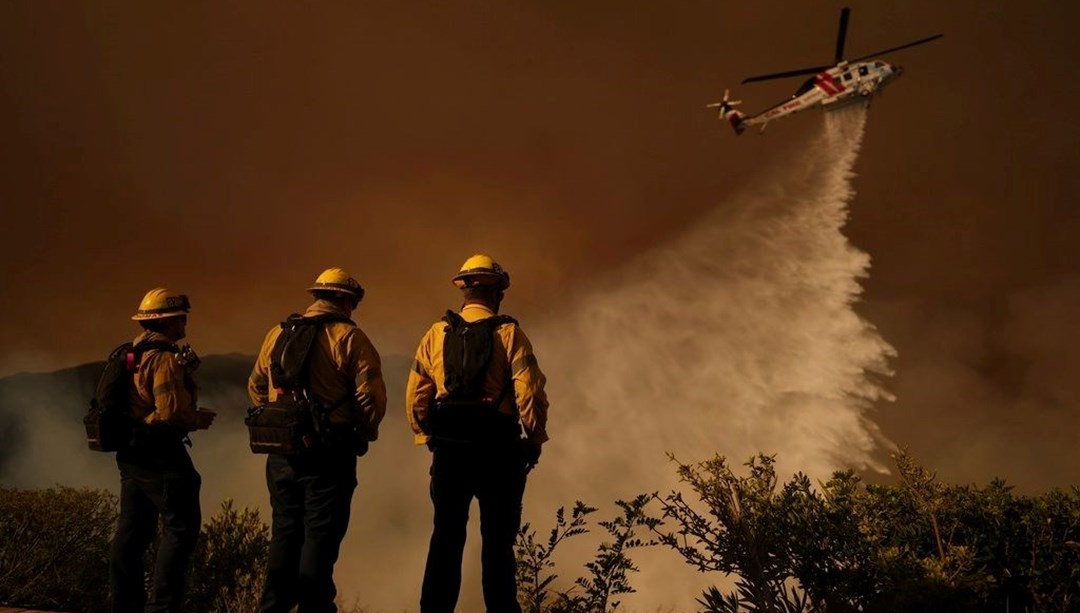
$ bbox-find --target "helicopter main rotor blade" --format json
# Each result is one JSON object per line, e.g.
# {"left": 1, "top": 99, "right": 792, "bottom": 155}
{"left": 834, "top": 7, "right": 850, "bottom": 63}
{"left": 849, "top": 33, "right": 943, "bottom": 63}
{"left": 741, "top": 65, "right": 831, "bottom": 84}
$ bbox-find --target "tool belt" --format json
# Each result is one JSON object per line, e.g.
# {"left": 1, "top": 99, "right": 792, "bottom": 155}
{"left": 428, "top": 399, "right": 520, "bottom": 444}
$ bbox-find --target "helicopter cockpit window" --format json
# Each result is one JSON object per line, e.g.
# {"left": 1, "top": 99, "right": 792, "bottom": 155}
{"left": 858, "top": 65, "right": 869, "bottom": 76}
{"left": 795, "top": 77, "right": 817, "bottom": 96}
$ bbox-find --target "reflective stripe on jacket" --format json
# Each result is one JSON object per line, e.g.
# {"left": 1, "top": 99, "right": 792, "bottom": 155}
{"left": 248, "top": 300, "right": 387, "bottom": 441}
{"left": 406, "top": 303, "right": 549, "bottom": 446}
{"left": 130, "top": 331, "right": 199, "bottom": 431}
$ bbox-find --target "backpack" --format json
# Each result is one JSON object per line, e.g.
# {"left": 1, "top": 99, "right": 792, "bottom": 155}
{"left": 84, "top": 340, "right": 178, "bottom": 452}
{"left": 245, "top": 313, "right": 354, "bottom": 455}
{"left": 441, "top": 310, "right": 517, "bottom": 401}
{"left": 429, "top": 310, "right": 519, "bottom": 442}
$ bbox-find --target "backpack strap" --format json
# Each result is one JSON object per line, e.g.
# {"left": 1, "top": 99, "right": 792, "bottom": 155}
{"left": 267, "top": 313, "right": 358, "bottom": 441}
{"left": 477, "top": 315, "right": 518, "bottom": 414}
{"left": 304, "top": 314, "right": 359, "bottom": 411}
{"left": 269, "top": 313, "right": 355, "bottom": 394}
{"left": 440, "top": 310, "right": 518, "bottom": 329}
{"left": 127, "top": 340, "right": 179, "bottom": 372}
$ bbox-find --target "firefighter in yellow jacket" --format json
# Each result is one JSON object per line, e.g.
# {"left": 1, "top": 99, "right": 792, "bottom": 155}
{"left": 110, "top": 289, "right": 215, "bottom": 613}
{"left": 406, "top": 254, "right": 549, "bottom": 613}
{"left": 248, "top": 267, "right": 387, "bottom": 613}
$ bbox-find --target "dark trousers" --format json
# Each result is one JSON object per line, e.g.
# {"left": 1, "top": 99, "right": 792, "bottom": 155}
{"left": 260, "top": 447, "right": 358, "bottom": 613}
{"left": 420, "top": 441, "right": 527, "bottom": 613}
{"left": 110, "top": 441, "right": 202, "bottom": 613}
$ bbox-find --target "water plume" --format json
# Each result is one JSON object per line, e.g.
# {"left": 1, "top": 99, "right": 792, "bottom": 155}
{"left": 522, "top": 105, "right": 896, "bottom": 610}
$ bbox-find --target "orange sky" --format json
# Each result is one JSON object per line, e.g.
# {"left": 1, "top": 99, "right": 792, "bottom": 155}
{"left": 2, "top": 0, "right": 1079, "bottom": 462}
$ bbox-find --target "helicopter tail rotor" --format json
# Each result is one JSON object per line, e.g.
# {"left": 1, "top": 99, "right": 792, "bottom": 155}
{"left": 706, "top": 89, "right": 747, "bottom": 135}
{"left": 705, "top": 89, "right": 742, "bottom": 115}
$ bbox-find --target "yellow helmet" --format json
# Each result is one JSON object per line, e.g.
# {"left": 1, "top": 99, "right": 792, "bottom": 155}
{"left": 452, "top": 254, "right": 510, "bottom": 290}
{"left": 131, "top": 288, "right": 191, "bottom": 321}
{"left": 307, "top": 267, "right": 365, "bottom": 299}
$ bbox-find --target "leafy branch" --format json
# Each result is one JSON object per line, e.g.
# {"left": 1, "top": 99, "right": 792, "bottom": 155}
{"left": 516, "top": 495, "right": 657, "bottom": 613}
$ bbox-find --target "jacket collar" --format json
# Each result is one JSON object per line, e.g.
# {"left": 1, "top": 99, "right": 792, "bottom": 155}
{"left": 461, "top": 302, "right": 496, "bottom": 321}
{"left": 304, "top": 299, "right": 352, "bottom": 320}
{"left": 133, "top": 330, "right": 175, "bottom": 345}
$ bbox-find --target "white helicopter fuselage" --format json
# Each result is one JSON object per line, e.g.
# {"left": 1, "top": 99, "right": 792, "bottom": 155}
{"left": 743, "top": 60, "right": 901, "bottom": 130}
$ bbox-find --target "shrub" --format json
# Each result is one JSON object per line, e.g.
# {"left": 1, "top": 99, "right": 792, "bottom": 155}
{"left": 0, "top": 487, "right": 272, "bottom": 612}
{"left": 651, "top": 450, "right": 1080, "bottom": 613}
{"left": 516, "top": 495, "right": 655, "bottom": 613}
{"left": 186, "top": 499, "right": 270, "bottom": 613}
{"left": 0, "top": 486, "right": 117, "bottom": 611}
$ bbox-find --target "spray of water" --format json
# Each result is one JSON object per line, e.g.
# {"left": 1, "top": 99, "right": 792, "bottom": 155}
{"left": 540, "top": 105, "right": 892, "bottom": 483}
{"left": 519, "top": 105, "right": 896, "bottom": 610}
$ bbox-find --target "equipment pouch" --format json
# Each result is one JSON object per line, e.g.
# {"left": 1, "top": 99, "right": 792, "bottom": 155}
{"left": 245, "top": 399, "right": 314, "bottom": 455}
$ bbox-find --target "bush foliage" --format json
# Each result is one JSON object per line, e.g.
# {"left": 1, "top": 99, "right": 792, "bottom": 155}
{"left": 516, "top": 495, "right": 655, "bottom": 613}
{"left": 515, "top": 450, "right": 1080, "bottom": 612}
{"left": 186, "top": 499, "right": 269, "bottom": 613}
{"left": 652, "top": 450, "right": 1080, "bottom": 613}
{"left": 3, "top": 450, "right": 1079, "bottom": 612}
{"left": 0, "top": 486, "right": 116, "bottom": 611}
{"left": 0, "top": 488, "right": 268, "bottom": 612}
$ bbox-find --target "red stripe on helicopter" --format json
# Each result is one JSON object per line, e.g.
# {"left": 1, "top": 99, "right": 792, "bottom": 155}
{"left": 816, "top": 73, "right": 845, "bottom": 95}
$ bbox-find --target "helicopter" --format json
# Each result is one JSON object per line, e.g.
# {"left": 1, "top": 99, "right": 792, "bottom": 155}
{"left": 709, "top": 8, "right": 942, "bottom": 135}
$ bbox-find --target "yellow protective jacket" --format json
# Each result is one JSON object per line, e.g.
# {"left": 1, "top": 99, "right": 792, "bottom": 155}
{"left": 248, "top": 300, "right": 387, "bottom": 441}
{"left": 406, "top": 303, "right": 549, "bottom": 446}
{"left": 130, "top": 331, "right": 200, "bottom": 431}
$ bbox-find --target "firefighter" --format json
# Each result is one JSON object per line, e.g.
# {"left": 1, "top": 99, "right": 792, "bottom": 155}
{"left": 110, "top": 288, "right": 215, "bottom": 613}
{"left": 406, "top": 254, "right": 549, "bottom": 613}
{"left": 248, "top": 267, "right": 387, "bottom": 613}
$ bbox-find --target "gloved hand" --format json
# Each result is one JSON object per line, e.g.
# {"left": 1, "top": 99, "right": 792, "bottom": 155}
{"left": 354, "top": 439, "right": 370, "bottom": 457}
{"left": 194, "top": 408, "right": 216, "bottom": 430}
{"left": 523, "top": 441, "right": 542, "bottom": 472}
